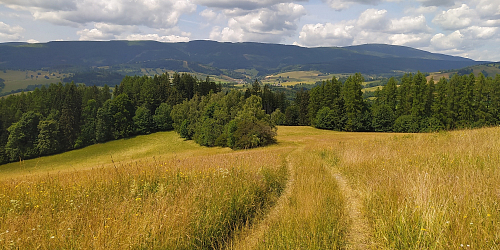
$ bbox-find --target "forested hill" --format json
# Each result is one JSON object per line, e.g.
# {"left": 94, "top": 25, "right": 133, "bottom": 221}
{"left": 0, "top": 40, "right": 485, "bottom": 75}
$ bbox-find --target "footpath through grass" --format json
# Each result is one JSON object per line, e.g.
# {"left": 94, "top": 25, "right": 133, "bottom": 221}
{"left": 1, "top": 126, "right": 500, "bottom": 249}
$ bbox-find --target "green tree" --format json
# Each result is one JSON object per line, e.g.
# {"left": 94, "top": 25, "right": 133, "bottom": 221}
{"left": 270, "top": 108, "right": 286, "bottom": 125}
{"left": 96, "top": 100, "right": 113, "bottom": 143}
{"left": 133, "top": 105, "right": 154, "bottom": 135}
{"left": 37, "top": 119, "right": 60, "bottom": 156}
{"left": 6, "top": 111, "right": 41, "bottom": 161}
{"left": 372, "top": 104, "right": 395, "bottom": 132}
{"left": 230, "top": 95, "right": 276, "bottom": 149}
{"left": 153, "top": 103, "right": 174, "bottom": 131}
{"left": 75, "top": 99, "right": 98, "bottom": 148}
{"left": 343, "top": 73, "right": 369, "bottom": 131}
{"left": 111, "top": 94, "right": 135, "bottom": 139}
{"left": 458, "top": 73, "right": 475, "bottom": 127}
{"left": 284, "top": 105, "right": 299, "bottom": 126}
{"left": 432, "top": 77, "right": 448, "bottom": 127}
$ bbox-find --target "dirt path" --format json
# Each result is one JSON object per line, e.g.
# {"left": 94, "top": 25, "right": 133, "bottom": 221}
{"left": 227, "top": 151, "right": 296, "bottom": 249}
{"left": 331, "top": 170, "right": 376, "bottom": 249}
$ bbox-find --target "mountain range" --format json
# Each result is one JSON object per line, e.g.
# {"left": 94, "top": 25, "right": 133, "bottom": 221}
{"left": 0, "top": 40, "right": 487, "bottom": 76}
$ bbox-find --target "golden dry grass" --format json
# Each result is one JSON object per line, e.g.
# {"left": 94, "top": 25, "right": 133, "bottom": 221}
{"left": 1, "top": 126, "right": 500, "bottom": 249}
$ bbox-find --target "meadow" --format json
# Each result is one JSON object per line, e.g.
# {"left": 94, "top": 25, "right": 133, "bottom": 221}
{"left": 0, "top": 70, "right": 67, "bottom": 94}
{"left": 1, "top": 126, "right": 499, "bottom": 249}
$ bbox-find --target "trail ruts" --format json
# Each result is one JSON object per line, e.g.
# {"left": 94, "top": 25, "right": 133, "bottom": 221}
{"left": 331, "top": 168, "right": 377, "bottom": 250}
{"left": 226, "top": 149, "right": 297, "bottom": 250}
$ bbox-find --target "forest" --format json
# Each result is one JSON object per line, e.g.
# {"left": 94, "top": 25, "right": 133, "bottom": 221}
{"left": 1, "top": 70, "right": 500, "bottom": 165}
{"left": 0, "top": 73, "right": 224, "bottom": 164}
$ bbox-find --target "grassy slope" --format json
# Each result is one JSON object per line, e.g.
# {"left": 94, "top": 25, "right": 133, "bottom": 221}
{"left": 1, "top": 126, "right": 500, "bottom": 249}
{"left": 0, "top": 70, "right": 67, "bottom": 94}
{"left": 0, "top": 131, "right": 231, "bottom": 178}
{"left": 261, "top": 71, "right": 347, "bottom": 86}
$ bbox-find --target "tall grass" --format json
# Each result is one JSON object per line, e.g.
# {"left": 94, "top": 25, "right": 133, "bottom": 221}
{"left": 333, "top": 128, "right": 500, "bottom": 249}
{"left": 247, "top": 148, "right": 348, "bottom": 249}
{"left": 0, "top": 149, "right": 289, "bottom": 249}
{"left": 2, "top": 126, "right": 500, "bottom": 249}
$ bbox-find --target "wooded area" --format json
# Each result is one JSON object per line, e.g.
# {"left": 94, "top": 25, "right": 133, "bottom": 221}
{"left": 2, "top": 71, "right": 500, "bottom": 165}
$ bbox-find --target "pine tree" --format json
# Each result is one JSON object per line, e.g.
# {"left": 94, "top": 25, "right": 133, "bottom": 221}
{"left": 343, "top": 73, "right": 368, "bottom": 131}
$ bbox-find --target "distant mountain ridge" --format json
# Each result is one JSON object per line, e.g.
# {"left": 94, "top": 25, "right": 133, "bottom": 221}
{"left": 0, "top": 40, "right": 485, "bottom": 76}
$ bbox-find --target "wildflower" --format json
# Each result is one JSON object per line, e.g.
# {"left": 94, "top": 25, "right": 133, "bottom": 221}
{"left": 487, "top": 214, "right": 491, "bottom": 217}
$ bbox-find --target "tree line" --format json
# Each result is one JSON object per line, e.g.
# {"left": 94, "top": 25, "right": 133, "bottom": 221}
{"left": 279, "top": 72, "right": 500, "bottom": 133}
{"left": 0, "top": 72, "right": 222, "bottom": 164}
{"left": 3, "top": 69, "right": 500, "bottom": 165}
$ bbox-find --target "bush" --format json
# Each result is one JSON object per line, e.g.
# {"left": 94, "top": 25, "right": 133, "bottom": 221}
{"left": 393, "top": 115, "right": 420, "bottom": 133}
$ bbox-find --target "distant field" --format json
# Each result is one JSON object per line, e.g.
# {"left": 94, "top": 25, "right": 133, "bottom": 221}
{"left": 1, "top": 126, "right": 500, "bottom": 248}
{"left": 427, "top": 63, "right": 500, "bottom": 81}
{"left": 261, "top": 71, "right": 345, "bottom": 86}
{"left": 0, "top": 70, "right": 67, "bottom": 94}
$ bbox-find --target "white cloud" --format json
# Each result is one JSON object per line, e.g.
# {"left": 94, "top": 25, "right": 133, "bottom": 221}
{"left": 26, "top": 39, "right": 39, "bottom": 43}
{"left": 462, "top": 26, "right": 498, "bottom": 39}
{"left": 389, "top": 33, "right": 433, "bottom": 47}
{"left": 299, "top": 9, "right": 434, "bottom": 48}
{"left": 1, "top": 0, "right": 77, "bottom": 11}
{"left": 474, "top": 0, "right": 500, "bottom": 19}
{"left": 390, "top": 15, "right": 432, "bottom": 33}
{"left": 298, "top": 22, "right": 355, "bottom": 46}
{"left": 430, "top": 30, "right": 464, "bottom": 50}
{"left": 432, "top": 4, "right": 475, "bottom": 30}
{"left": 77, "top": 28, "right": 115, "bottom": 41}
{"left": 194, "top": 0, "right": 307, "bottom": 10}
{"left": 125, "top": 33, "right": 190, "bottom": 43}
{"left": 77, "top": 23, "right": 139, "bottom": 40}
{"left": 0, "top": 21, "right": 24, "bottom": 40}
{"left": 357, "top": 9, "right": 389, "bottom": 30}
{"left": 322, "top": 0, "right": 383, "bottom": 11}
{"left": 2, "top": 0, "right": 197, "bottom": 29}
{"left": 418, "top": 0, "right": 455, "bottom": 7}
{"left": 210, "top": 3, "right": 306, "bottom": 43}
{"left": 405, "top": 5, "right": 438, "bottom": 14}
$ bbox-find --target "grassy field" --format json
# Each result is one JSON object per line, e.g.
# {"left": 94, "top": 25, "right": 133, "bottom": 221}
{"left": 0, "top": 70, "right": 67, "bottom": 94}
{"left": 261, "top": 71, "right": 346, "bottom": 86}
{"left": 1, "top": 126, "right": 499, "bottom": 249}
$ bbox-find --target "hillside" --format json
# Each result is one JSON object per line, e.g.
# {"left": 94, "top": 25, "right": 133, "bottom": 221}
{"left": 428, "top": 62, "right": 500, "bottom": 81}
{"left": 0, "top": 40, "right": 485, "bottom": 76}
{"left": 1, "top": 127, "right": 499, "bottom": 248}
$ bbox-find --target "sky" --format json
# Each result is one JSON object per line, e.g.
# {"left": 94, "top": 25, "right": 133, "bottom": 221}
{"left": 0, "top": 0, "right": 499, "bottom": 61}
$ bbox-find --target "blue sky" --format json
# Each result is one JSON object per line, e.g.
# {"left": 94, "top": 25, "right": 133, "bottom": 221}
{"left": 1, "top": 0, "right": 499, "bottom": 61}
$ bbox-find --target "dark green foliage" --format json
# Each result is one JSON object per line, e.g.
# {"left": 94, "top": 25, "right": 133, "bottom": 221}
{"left": 270, "top": 109, "right": 286, "bottom": 125}
{"left": 0, "top": 71, "right": 224, "bottom": 164}
{"left": 306, "top": 72, "right": 500, "bottom": 133}
{"left": 153, "top": 103, "right": 174, "bottom": 131}
{"left": 133, "top": 106, "right": 154, "bottom": 135}
{"left": 343, "top": 73, "right": 370, "bottom": 131}
{"left": 37, "top": 119, "right": 60, "bottom": 156}
{"left": 230, "top": 96, "right": 276, "bottom": 149}
{"left": 372, "top": 104, "right": 395, "bottom": 132}
{"left": 111, "top": 94, "right": 135, "bottom": 139}
{"left": 284, "top": 105, "right": 300, "bottom": 126}
{"left": 75, "top": 99, "right": 98, "bottom": 148}
{"left": 171, "top": 92, "right": 276, "bottom": 149}
{"left": 5, "top": 111, "right": 41, "bottom": 161}
{"left": 393, "top": 115, "right": 420, "bottom": 133}
{"left": 95, "top": 100, "right": 113, "bottom": 143}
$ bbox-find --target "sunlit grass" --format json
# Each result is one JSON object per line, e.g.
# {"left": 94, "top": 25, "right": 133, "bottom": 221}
{"left": 0, "top": 131, "right": 232, "bottom": 179}
{"left": 0, "top": 148, "right": 289, "bottom": 249}
{"left": 333, "top": 128, "right": 500, "bottom": 249}
{"left": 1, "top": 125, "right": 500, "bottom": 248}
